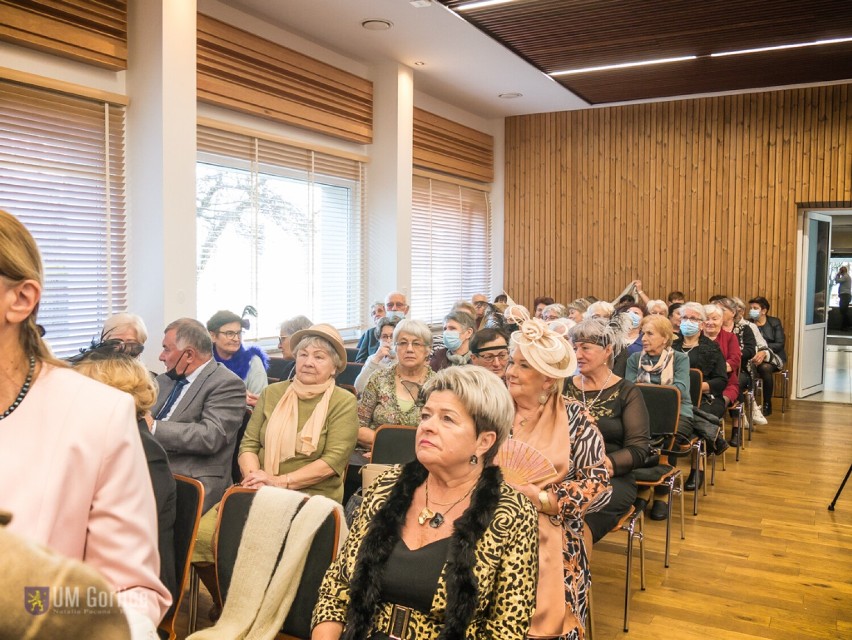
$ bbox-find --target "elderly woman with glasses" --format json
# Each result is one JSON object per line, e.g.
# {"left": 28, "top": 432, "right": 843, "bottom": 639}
{"left": 430, "top": 309, "right": 477, "bottom": 371}
{"left": 357, "top": 319, "right": 436, "bottom": 458}
{"left": 503, "top": 306, "right": 611, "bottom": 640}
{"left": 313, "top": 366, "right": 539, "bottom": 639}
{"left": 562, "top": 317, "right": 651, "bottom": 542}
{"left": 469, "top": 328, "right": 510, "bottom": 379}
{"left": 353, "top": 316, "right": 400, "bottom": 395}
{"left": 207, "top": 309, "right": 269, "bottom": 407}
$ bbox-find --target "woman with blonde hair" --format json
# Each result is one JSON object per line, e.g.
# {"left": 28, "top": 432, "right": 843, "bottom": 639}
{"left": 503, "top": 305, "right": 611, "bottom": 640}
{"left": 0, "top": 209, "right": 170, "bottom": 633}
{"left": 74, "top": 350, "right": 178, "bottom": 603}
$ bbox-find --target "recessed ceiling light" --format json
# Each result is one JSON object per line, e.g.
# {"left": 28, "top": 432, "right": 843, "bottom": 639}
{"left": 458, "top": 0, "right": 520, "bottom": 10}
{"left": 410, "top": 0, "right": 433, "bottom": 7}
{"left": 710, "top": 36, "right": 852, "bottom": 57}
{"left": 361, "top": 19, "right": 393, "bottom": 31}
{"left": 498, "top": 92, "right": 523, "bottom": 99}
{"left": 414, "top": 61, "right": 427, "bottom": 66}
{"left": 550, "top": 55, "right": 697, "bottom": 76}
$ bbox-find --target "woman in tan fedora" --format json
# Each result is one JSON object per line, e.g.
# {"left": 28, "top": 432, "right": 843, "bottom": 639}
{"left": 193, "top": 323, "right": 358, "bottom": 566}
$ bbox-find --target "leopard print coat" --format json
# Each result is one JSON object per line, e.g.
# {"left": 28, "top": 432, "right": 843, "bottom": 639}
{"left": 312, "top": 462, "right": 539, "bottom": 639}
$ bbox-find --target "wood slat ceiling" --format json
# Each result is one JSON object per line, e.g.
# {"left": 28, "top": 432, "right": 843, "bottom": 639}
{"left": 439, "top": 0, "right": 852, "bottom": 104}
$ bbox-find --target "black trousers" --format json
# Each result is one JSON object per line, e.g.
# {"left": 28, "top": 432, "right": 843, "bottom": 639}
{"left": 586, "top": 474, "right": 637, "bottom": 543}
{"left": 840, "top": 292, "right": 851, "bottom": 328}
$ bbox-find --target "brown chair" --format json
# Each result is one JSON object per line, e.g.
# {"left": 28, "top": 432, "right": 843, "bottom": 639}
{"left": 337, "top": 383, "right": 357, "bottom": 397}
{"left": 213, "top": 487, "right": 343, "bottom": 640}
{"left": 158, "top": 474, "right": 204, "bottom": 640}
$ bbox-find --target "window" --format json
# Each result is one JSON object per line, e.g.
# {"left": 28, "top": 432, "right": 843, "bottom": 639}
{"left": 0, "top": 80, "right": 127, "bottom": 357}
{"left": 196, "top": 126, "right": 365, "bottom": 339}
{"left": 411, "top": 174, "right": 491, "bottom": 324}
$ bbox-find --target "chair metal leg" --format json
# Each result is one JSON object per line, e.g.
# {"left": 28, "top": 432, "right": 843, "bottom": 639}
{"left": 623, "top": 511, "right": 645, "bottom": 632}
{"left": 188, "top": 565, "right": 199, "bottom": 634}
{"left": 701, "top": 441, "right": 708, "bottom": 498}
{"left": 781, "top": 370, "right": 789, "bottom": 413}
{"left": 678, "top": 473, "right": 685, "bottom": 541}
{"left": 664, "top": 475, "right": 674, "bottom": 567}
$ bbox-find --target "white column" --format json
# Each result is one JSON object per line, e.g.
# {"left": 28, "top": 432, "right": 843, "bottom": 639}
{"left": 126, "top": 0, "right": 197, "bottom": 368}
{"left": 367, "top": 63, "right": 414, "bottom": 311}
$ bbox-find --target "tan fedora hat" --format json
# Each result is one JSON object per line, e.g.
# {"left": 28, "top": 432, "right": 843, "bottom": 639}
{"left": 289, "top": 323, "right": 348, "bottom": 374}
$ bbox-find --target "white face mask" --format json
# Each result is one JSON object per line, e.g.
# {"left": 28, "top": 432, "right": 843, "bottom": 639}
{"left": 386, "top": 310, "right": 405, "bottom": 321}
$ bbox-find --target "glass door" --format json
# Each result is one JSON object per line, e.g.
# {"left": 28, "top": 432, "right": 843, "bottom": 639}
{"left": 797, "top": 211, "right": 832, "bottom": 397}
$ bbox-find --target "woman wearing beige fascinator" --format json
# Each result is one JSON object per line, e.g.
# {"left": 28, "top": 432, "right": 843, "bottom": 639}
{"left": 500, "top": 303, "right": 611, "bottom": 640}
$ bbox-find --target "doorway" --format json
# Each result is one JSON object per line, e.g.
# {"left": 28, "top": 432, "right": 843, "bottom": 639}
{"left": 797, "top": 209, "right": 852, "bottom": 404}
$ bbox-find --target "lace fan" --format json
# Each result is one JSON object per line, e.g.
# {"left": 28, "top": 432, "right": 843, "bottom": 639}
{"left": 494, "top": 439, "right": 557, "bottom": 485}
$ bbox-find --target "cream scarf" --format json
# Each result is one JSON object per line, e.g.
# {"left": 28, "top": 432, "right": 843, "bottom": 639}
{"left": 637, "top": 348, "right": 675, "bottom": 385}
{"left": 263, "top": 378, "right": 335, "bottom": 474}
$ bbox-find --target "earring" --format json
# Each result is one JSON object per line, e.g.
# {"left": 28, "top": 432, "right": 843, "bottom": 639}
{"left": 469, "top": 454, "right": 479, "bottom": 465}
{"left": 538, "top": 384, "right": 555, "bottom": 405}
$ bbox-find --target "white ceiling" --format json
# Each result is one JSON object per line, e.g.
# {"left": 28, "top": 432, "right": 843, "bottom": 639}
{"left": 223, "top": 0, "right": 590, "bottom": 119}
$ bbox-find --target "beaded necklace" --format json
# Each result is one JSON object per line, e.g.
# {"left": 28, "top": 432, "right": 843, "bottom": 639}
{"left": 0, "top": 356, "right": 35, "bottom": 420}
{"left": 579, "top": 368, "right": 614, "bottom": 411}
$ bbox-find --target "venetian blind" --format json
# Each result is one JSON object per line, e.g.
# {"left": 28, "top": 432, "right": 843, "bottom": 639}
{"left": 0, "top": 79, "right": 127, "bottom": 357}
{"left": 196, "top": 125, "right": 365, "bottom": 338}
{"left": 410, "top": 174, "right": 492, "bottom": 324}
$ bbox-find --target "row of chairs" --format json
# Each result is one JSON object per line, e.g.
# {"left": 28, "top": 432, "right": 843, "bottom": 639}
{"left": 598, "top": 365, "right": 787, "bottom": 634}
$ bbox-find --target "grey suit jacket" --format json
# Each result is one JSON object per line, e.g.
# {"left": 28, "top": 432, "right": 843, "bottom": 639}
{"left": 152, "top": 361, "right": 247, "bottom": 511}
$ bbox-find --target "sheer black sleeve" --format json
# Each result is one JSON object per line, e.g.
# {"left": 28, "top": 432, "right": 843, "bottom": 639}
{"left": 608, "top": 382, "right": 651, "bottom": 476}
{"left": 739, "top": 325, "right": 756, "bottom": 364}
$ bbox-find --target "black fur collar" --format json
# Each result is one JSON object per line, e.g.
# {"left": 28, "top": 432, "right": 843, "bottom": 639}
{"left": 342, "top": 461, "right": 503, "bottom": 640}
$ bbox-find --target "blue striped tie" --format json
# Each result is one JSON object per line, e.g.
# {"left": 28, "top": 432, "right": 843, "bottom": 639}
{"left": 156, "top": 378, "right": 188, "bottom": 420}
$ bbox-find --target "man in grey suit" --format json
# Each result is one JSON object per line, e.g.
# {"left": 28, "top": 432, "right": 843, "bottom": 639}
{"left": 146, "top": 318, "right": 246, "bottom": 511}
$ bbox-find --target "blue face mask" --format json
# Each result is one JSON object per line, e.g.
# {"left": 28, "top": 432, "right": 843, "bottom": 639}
{"left": 627, "top": 311, "right": 641, "bottom": 328}
{"left": 386, "top": 310, "right": 405, "bottom": 322}
{"left": 443, "top": 330, "right": 463, "bottom": 352}
{"left": 748, "top": 309, "right": 760, "bottom": 320}
{"left": 680, "top": 319, "right": 700, "bottom": 337}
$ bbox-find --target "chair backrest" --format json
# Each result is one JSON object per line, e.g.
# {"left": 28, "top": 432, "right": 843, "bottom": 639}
{"left": 345, "top": 347, "right": 359, "bottom": 362}
{"left": 267, "top": 357, "right": 295, "bottom": 384}
{"left": 232, "top": 409, "right": 253, "bottom": 484}
{"left": 337, "top": 362, "right": 364, "bottom": 386}
{"left": 635, "top": 384, "right": 681, "bottom": 439}
{"left": 337, "top": 383, "right": 358, "bottom": 397}
{"left": 688, "top": 368, "right": 703, "bottom": 408}
{"left": 371, "top": 425, "right": 417, "bottom": 464}
{"left": 214, "top": 487, "right": 342, "bottom": 639}
{"left": 159, "top": 474, "right": 204, "bottom": 639}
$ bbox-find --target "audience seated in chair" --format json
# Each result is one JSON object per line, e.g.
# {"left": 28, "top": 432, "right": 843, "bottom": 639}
{"left": 207, "top": 309, "right": 269, "bottom": 408}
{"left": 353, "top": 316, "right": 399, "bottom": 394}
{"left": 149, "top": 317, "right": 247, "bottom": 512}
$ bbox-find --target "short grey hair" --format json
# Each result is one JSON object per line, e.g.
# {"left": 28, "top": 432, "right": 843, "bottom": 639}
{"left": 420, "top": 365, "right": 513, "bottom": 465}
{"left": 293, "top": 335, "right": 342, "bottom": 376}
{"left": 370, "top": 301, "right": 385, "bottom": 315}
{"left": 586, "top": 300, "right": 615, "bottom": 318}
{"left": 542, "top": 303, "right": 568, "bottom": 319}
{"left": 393, "top": 319, "right": 432, "bottom": 347}
{"left": 452, "top": 300, "right": 477, "bottom": 318}
{"left": 680, "top": 302, "right": 707, "bottom": 321}
{"left": 703, "top": 303, "right": 724, "bottom": 319}
{"left": 165, "top": 318, "right": 212, "bottom": 355}
{"left": 280, "top": 315, "right": 312, "bottom": 336}
{"left": 444, "top": 309, "right": 476, "bottom": 333}
{"left": 646, "top": 299, "right": 668, "bottom": 315}
{"left": 102, "top": 313, "right": 148, "bottom": 344}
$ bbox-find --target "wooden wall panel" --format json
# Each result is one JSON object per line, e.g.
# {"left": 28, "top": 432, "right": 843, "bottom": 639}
{"left": 413, "top": 107, "right": 493, "bottom": 182}
{"left": 504, "top": 84, "right": 852, "bottom": 379}
{"left": 197, "top": 14, "right": 373, "bottom": 144}
{"left": 0, "top": 0, "right": 127, "bottom": 70}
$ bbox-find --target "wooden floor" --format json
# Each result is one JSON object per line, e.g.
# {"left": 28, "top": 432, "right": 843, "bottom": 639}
{"left": 590, "top": 400, "right": 852, "bottom": 640}
{"left": 174, "top": 399, "right": 852, "bottom": 639}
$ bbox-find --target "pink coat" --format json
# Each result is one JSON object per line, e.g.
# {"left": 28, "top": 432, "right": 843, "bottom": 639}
{"left": 0, "top": 365, "right": 171, "bottom": 625}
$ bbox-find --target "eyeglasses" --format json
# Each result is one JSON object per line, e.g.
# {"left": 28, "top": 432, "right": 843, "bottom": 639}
{"left": 218, "top": 330, "right": 243, "bottom": 340}
{"left": 681, "top": 316, "right": 702, "bottom": 322}
{"left": 473, "top": 301, "right": 488, "bottom": 308}
{"left": 475, "top": 351, "right": 509, "bottom": 363}
{"left": 278, "top": 335, "right": 289, "bottom": 345}
{"left": 395, "top": 340, "right": 426, "bottom": 350}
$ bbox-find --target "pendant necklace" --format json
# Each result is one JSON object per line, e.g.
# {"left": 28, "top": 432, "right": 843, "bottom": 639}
{"left": 0, "top": 355, "right": 35, "bottom": 420}
{"left": 579, "top": 368, "right": 613, "bottom": 411}
{"left": 418, "top": 477, "right": 476, "bottom": 529}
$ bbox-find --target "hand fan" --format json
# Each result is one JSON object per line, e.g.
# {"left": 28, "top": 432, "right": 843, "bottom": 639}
{"left": 494, "top": 439, "right": 557, "bottom": 486}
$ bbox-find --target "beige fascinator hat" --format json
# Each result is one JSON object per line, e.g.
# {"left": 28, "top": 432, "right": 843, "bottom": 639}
{"left": 504, "top": 302, "right": 577, "bottom": 379}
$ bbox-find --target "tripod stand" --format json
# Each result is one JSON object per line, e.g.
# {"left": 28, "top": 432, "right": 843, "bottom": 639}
{"left": 828, "top": 463, "right": 852, "bottom": 511}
